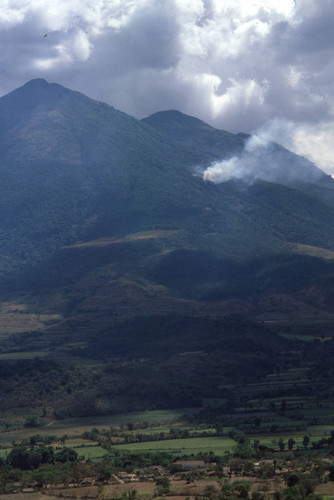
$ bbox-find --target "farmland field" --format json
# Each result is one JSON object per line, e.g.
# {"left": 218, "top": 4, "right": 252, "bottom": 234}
{"left": 0, "top": 448, "right": 10, "bottom": 458}
{"left": 74, "top": 445, "right": 107, "bottom": 459}
{"left": 113, "top": 436, "right": 236, "bottom": 455}
{"left": 0, "top": 495, "right": 61, "bottom": 500}
{"left": 0, "top": 409, "right": 196, "bottom": 446}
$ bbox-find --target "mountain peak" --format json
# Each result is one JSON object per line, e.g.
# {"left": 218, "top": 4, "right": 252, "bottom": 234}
{"left": 23, "top": 78, "right": 49, "bottom": 88}
{"left": 143, "top": 109, "right": 246, "bottom": 160}
{"left": 143, "top": 109, "right": 215, "bottom": 131}
{"left": 1, "top": 78, "right": 69, "bottom": 110}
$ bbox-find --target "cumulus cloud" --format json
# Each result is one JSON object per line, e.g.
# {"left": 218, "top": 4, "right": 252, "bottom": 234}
{"left": 0, "top": 0, "right": 333, "bottom": 172}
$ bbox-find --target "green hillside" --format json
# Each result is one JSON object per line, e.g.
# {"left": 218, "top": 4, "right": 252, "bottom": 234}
{"left": 1, "top": 79, "right": 334, "bottom": 281}
{"left": 142, "top": 109, "right": 246, "bottom": 160}
{"left": 1, "top": 80, "right": 334, "bottom": 418}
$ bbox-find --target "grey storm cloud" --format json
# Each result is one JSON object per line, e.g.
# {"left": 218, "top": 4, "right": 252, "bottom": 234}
{"left": 0, "top": 0, "right": 333, "bottom": 172}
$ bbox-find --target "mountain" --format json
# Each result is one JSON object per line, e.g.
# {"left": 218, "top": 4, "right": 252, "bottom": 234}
{"left": 143, "top": 110, "right": 331, "bottom": 188}
{"left": 0, "top": 79, "right": 208, "bottom": 275}
{"left": 1, "top": 80, "right": 334, "bottom": 416}
{"left": 1, "top": 79, "right": 334, "bottom": 279}
{"left": 2, "top": 79, "right": 334, "bottom": 306}
{"left": 142, "top": 109, "right": 246, "bottom": 160}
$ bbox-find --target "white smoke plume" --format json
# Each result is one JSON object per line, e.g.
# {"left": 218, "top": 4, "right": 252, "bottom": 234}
{"left": 203, "top": 119, "right": 324, "bottom": 186}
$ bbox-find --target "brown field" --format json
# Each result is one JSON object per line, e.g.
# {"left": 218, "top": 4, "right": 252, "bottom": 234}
{"left": 316, "top": 482, "right": 334, "bottom": 496}
{"left": 3, "top": 476, "right": 289, "bottom": 500}
{"left": 0, "top": 300, "right": 62, "bottom": 336}
{"left": 64, "top": 229, "right": 185, "bottom": 248}
{"left": 0, "top": 495, "right": 60, "bottom": 500}
{"left": 287, "top": 242, "right": 334, "bottom": 260}
{"left": 0, "top": 422, "right": 102, "bottom": 446}
{"left": 45, "top": 479, "right": 222, "bottom": 500}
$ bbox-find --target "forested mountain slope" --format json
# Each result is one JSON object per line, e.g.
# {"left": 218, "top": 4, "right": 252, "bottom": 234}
{"left": 1, "top": 80, "right": 334, "bottom": 416}
{"left": 1, "top": 79, "right": 334, "bottom": 281}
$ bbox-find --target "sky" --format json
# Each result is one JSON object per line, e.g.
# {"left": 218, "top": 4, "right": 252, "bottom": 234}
{"left": 0, "top": 0, "right": 333, "bottom": 173}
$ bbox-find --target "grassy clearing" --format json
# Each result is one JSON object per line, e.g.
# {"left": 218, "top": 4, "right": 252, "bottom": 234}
{"left": 74, "top": 445, "right": 107, "bottom": 459}
{"left": 0, "top": 448, "right": 10, "bottom": 458}
{"left": 113, "top": 436, "right": 236, "bottom": 455}
{"left": 308, "top": 425, "right": 334, "bottom": 435}
{"left": 253, "top": 434, "right": 315, "bottom": 449}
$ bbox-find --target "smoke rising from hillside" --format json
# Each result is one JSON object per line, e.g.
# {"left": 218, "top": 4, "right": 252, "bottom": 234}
{"left": 202, "top": 120, "right": 323, "bottom": 185}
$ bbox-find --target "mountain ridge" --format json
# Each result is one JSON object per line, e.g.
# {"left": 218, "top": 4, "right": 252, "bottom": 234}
{"left": 143, "top": 109, "right": 330, "bottom": 188}
{"left": 1, "top": 79, "right": 334, "bottom": 280}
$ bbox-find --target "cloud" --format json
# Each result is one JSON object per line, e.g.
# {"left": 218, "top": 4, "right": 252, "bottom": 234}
{"left": 0, "top": 0, "right": 333, "bottom": 173}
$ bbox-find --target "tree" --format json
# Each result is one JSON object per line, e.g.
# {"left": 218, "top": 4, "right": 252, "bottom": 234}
{"left": 286, "top": 472, "right": 300, "bottom": 488}
{"left": 6, "top": 445, "right": 55, "bottom": 470}
{"left": 24, "top": 415, "right": 39, "bottom": 428}
{"left": 155, "top": 476, "right": 171, "bottom": 495}
{"left": 6, "top": 446, "right": 30, "bottom": 470}
{"left": 251, "top": 492, "right": 265, "bottom": 500}
{"left": 32, "top": 466, "right": 57, "bottom": 487}
{"left": 220, "top": 482, "right": 234, "bottom": 500}
{"left": 234, "top": 439, "right": 255, "bottom": 459}
{"left": 215, "top": 423, "right": 224, "bottom": 435}
{"left": 54, "top": 447, "right": 78, "bottom": 463}
{"left": 329, "top": 430, "right": 334, "bottom": 445}
{"left": 203, "top": 485, "right": 217, "bottom": 499}
{"left": 281, "top": 400, "right": 287, "bottom": 414}
{"left": 303, "top": 435, "right": 310, "bottom": 449}
{"left": 234, "top": 481, "right": 250, "bottom": 499}
{"left": 328, "top": 466, "right": 334, "bottom": 482}
{"left": 288, "top": 438, "right": 295, "bottom": 450}
{"left": 278, "top": 438, "right": 285, "bottom": 451}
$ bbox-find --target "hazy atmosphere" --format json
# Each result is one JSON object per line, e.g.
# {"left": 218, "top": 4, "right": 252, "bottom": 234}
{"left": 0, "top": 0, "right": 333, "bottom": 172}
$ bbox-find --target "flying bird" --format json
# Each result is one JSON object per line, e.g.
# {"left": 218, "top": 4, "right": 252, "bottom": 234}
{"left": 43, "top": 33, "right": 48, "bottom": 38}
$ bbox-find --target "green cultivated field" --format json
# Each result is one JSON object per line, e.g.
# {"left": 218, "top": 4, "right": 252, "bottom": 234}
{"left": 74, "top": 445, "right": 108, "bottom": 459}
{"left": 0, "top": 448, "right": 10, "bottom": 459}
{"left": 253, "top": 434, "right": 314, "bottom": 449}
{"left": 129, "top": 425, "right": 216, "bottom": 436}
{"left": 113, "top": 436, "right": 236, "bottom": 455}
